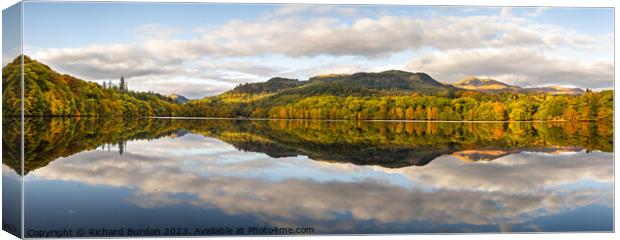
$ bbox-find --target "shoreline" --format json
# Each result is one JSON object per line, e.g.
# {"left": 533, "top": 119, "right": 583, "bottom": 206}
{"left": 5, "top": 116, "right": 609, "bottom": 123}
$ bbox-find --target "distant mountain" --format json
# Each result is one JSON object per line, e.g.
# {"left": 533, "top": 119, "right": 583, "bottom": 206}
{"left": 451, "top": 149, "right": 516, "bottom": 163}
{"left": 167, "top": 94, "right": 189, "bottom": 103}
{"left": 308, "top": 70, "right": 454, "bottom": 93}
{"left": 453, "top": 76, "right": 520, "bottom": 92}
{"left": 227, "top": 71, "right": 587, "bottom": 98}
{"left": 452, "top": 146, "right": 585, "bottom": 163}
{"left": 452, "top": 76, "right": 584, "bottom": 95}
{"left": 227, "top": 70, "right": 456, "bottom": 98}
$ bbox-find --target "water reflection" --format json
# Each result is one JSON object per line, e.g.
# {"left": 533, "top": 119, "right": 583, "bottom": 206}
{"left": 3, "top": 117, "right": 613, "bottom": 174}
{"left": 5, "top": 118, "right": 613, "bottom": 234}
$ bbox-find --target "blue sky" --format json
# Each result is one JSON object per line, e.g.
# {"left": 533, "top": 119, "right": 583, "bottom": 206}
{"left": 21, "top": 2, "right": 614, "bottom": 98}
{"left": 24, "top": 3, "right": 275, "bottom": 48}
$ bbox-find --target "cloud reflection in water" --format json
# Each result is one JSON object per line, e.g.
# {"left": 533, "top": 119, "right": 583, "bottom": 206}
{"left": 25, "top": 132, "right": 613, "bottom": 231}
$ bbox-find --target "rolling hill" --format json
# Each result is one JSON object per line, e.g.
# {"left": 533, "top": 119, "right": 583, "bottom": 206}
{"left": 453, "top": 76, "right": 584, "bottom": 95}
{"left": 167, "top": 94, "right": 189, "bottom": 103}
{"left": 307, "top": 70, "right": 454, "bottom": 92}
{"left": 224, "top": 70, "right": 456, "bottom": 97}
{"left": 2, "top": 55, "right": 184, "bottom": 117}
{"left": 453, "top": 76, "right": 520, "bottom": 92}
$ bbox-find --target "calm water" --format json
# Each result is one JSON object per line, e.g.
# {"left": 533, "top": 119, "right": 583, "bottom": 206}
{"left": 2, "top": 118, "right": 614, "bottom": 236}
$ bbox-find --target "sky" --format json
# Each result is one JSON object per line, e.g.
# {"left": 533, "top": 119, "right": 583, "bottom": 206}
{"left": 21, "top": 2, "right": 614, "bottom": 99}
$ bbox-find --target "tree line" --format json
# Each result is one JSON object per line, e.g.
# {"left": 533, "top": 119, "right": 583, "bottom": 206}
{"left": 2, "top": 56, "right": 614, "bottom": 122}
{"left": 259, "top": 91, "right": 613, "bottom": 121}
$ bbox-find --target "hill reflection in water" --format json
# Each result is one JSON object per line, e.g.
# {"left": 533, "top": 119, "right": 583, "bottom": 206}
{"left": 2, "top": 117, "right": 613, "bottom": 174}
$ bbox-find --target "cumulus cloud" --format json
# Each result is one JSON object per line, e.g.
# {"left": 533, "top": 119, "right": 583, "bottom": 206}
{"left": 32, "top": 43, "right": 188, "bottom": 79}
{"left": 32, "top": 45, "right": 284, "bottom": 97}
{"left": 27, "top": 6, "right": 613, "bottom": 97}
{"left": 125, "top": 77, "right": 236, "bottom": 99}
{"left": 37, "top": 13, "right": 607, "bottom": 60}
{"left": 191, "top": 15, "right": 605, "bottom": 57}
{"left": 206, "top": 62, "right": 281, "bottom": 77}
{"left": 406, "top": 47, "right": 613, "bottom": 88}
{"left": 29, "top": 134, "right": 613, "bottom": 230}
{"left": 276, "top": 63, "right": 366, "bottom": 80}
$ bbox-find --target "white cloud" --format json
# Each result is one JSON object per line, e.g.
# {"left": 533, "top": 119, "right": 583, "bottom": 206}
{"left": 406, "top": 47, "right": 613, "bottom": 88}
{"left": 27, "top": 6, "right": 613, "bottom": 97}
{"left": 125, "top": 77, "right": 235, "bottom": 99}
{"left": 193, "top": 15, "right": 605, "bottom": 57}
{"left": 194, "top": 60, "right": 284, "bottom": 82}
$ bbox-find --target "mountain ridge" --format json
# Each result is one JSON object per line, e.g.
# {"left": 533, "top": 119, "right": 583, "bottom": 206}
{"left": 167, "top": 94, "right": 189, "bottom": 103}
{"left": 453, "top": 76, "right": 520, "bottom": 91}
{"left": 226, "top": 71, "right": 586, "bottom": 97}
{"left": 452, "top": 76, "right": 584, "bottom": 95}
{"left": 226, "top": 70, "right": 457, "bottom": 97}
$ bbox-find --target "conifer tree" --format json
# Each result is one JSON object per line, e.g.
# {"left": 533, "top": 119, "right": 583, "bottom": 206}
{"left": 120, "top": 76, "right": 126, "bottom": 91}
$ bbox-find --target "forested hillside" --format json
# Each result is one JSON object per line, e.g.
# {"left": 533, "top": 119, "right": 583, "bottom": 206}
{"left": 186, "top": 70, "right": 612, "bottom": 121}
{"left": 2, "top": 56, "right": 614, "bottom": 121}
{"left": 2, "top": 56, "right": 184, "bottom": 117}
